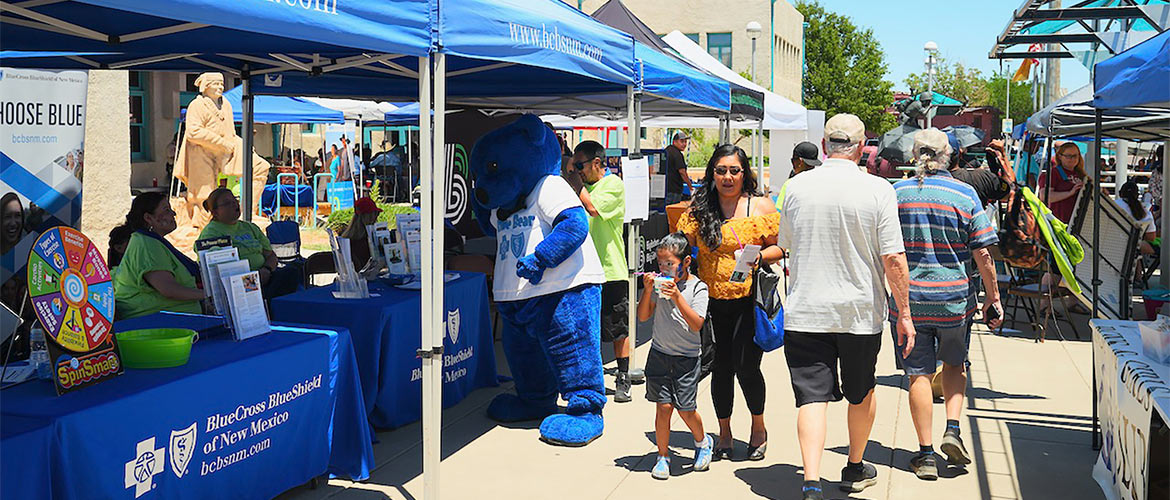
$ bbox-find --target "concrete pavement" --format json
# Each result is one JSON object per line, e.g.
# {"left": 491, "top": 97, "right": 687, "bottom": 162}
{"left": 279, "top": 319, "right": 1103, "bottom": 500}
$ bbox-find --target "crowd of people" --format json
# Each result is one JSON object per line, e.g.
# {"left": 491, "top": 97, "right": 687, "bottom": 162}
{"left": 559, "top": 113, "right": 1014, "bottom": 499}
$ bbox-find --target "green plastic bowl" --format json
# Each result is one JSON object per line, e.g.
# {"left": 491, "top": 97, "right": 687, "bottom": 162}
{"left": 115, "top": 328, "right": 197, "bottom": 369}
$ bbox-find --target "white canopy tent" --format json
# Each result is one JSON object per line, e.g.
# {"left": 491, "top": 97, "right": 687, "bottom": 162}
{"left": 306, "top": 97, "right": 400, "bottom": 123}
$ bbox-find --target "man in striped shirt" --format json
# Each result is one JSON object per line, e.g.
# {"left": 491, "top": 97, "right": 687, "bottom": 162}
{"left": 890, "top": 128, "right": 1003, "bottom": 481}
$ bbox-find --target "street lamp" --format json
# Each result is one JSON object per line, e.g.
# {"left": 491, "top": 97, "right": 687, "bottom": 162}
{"left": 746, "top": 21, "right": 762, "bottom": 170}
{"left": 923, "top": 41, "right": 939, "bottom": 127}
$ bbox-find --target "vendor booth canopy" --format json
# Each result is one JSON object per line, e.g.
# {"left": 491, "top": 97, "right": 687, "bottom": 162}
{"left": 179, "top": 86, "right": 344, "bottom": 124}
{"left": 0, "top": 0, "right": 431, "bottom": 75}
{"left": 1027, "top": 83, "right": 1170, "bottom": 141}
{"left": 661, "top": 31, "right": 807, "bottom": 130}
{"left": 305, "top": 98, "right": 399, "bottom": 123}
{"left": 1094, "top": 29, "right": 1170, "bottom": 110}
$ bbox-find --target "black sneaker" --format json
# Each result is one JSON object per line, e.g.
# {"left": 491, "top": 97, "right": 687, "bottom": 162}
{"left": 940, "top": 429, "right": 972, "bottom": 466}
{"left": 604, "top": 366, "right": 619, "bottom": 376}
{"left": 614, "top": 372, "right": 632, "bottom": 403}
{"left": 839, "top": 462, "right": 878, "bottom": 492}
{"left": 801, "top": 484, "right": 824, "bottom": 500}
{"left": 910, "top": 452, "right": 939, "bottom": 480}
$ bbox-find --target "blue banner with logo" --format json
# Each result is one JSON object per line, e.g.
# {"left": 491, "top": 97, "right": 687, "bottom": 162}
{"left": 326, "top": 181, "right": 355, "bottom": 211}
{"left": 0, "top": 315, "right": 373, "bottom": 500}
{"left": 271, "top": 272, "right": 498, "bottom": 429}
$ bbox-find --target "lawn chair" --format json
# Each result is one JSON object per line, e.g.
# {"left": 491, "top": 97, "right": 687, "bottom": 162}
{"left": 302, "top": 251, "right": 336, "bottom": 288}
{"left": 266, "top": 220, "right": 303, "bottom": 267}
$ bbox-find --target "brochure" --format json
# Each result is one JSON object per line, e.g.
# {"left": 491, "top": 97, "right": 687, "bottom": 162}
{"left": 224, "top": 271, "right": 270, "bottom": 340}
{"left": 211, "top": 260, "right": 249, "bottom": 323}
{"left": 395, "top": 212, "right": 422, "bottom": 273}
{"left": 198, "top": 247, "right": 239, "bottom": 305}
{"left": 729, "top": 244, "right": 761, "bottom": 283}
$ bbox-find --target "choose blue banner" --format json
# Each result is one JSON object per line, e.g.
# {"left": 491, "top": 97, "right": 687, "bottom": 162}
{"left": 1, "top": 314, "right": 373, "bottom": 500}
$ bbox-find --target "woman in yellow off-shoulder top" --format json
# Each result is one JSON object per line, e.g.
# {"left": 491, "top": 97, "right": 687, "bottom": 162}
{"left": 677, "top": 144, "right": 784, "bottom": 461}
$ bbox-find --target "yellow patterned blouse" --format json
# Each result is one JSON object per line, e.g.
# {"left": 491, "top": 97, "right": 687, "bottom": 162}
{"left": 677, "top": 210, "right": 781, "bottom": 300}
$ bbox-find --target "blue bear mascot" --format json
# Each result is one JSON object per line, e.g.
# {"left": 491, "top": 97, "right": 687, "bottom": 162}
{"left": 470, "top": 114, "right": 607, "bottom": 446}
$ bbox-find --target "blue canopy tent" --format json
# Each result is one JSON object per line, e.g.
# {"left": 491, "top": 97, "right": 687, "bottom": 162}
{"left": 180, "top": 86, "right": 344, "bottom": 124}
{"left": 1085, "top": 27, "right": 1170, "bottom": 452}
{"left": 0, "top": 2, "right": 732, "bottom": 496}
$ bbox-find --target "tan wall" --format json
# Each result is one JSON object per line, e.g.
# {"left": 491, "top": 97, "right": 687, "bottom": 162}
{"left": 563, "top": 0, "right": 803, "bottom": 102}
{"left": 79, "top": 70, "right": 131, "bottom": 259}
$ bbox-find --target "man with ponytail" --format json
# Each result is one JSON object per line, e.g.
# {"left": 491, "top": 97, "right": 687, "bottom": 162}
{"left": 891, "top": 128, "right": 1002, "bottom": 480}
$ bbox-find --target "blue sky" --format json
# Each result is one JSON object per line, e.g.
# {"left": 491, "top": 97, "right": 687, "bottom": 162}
{"left": 815, "top": 0, "right": 1091, "bottom": 93}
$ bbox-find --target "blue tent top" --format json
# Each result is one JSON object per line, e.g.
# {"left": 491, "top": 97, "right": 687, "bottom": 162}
{"left": 895, "top": 91, "right": 963, "bottom": 107}
{"left": 180, "top": 86, "right": 344, "bottom": 124}
{"left": 636, "top": 42, "right": 729, "bottom": 113}
{"left": 0, "top": 0, "right": 431, "bottom": 60}
{"left": 383, "top": 103, "right": 423, "bottom": 126}
{"left": 1094, "top": 29, "right": 1170, "bottom": 109}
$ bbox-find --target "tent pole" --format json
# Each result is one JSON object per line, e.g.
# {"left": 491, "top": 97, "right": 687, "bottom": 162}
{"left": 242, "top": 76, "right": 254, "bottom": 221}
{"left": 1092, "top": 108, "right": 1102, "bottom": 451}
{"left": 625, "top": 85, "right": 643, "bottom": 384}
{"left": 431, "top": 51, "right": 448, "bottom": 500}
{"left": 1162, "top": 139, "right": 1170, "bottom": 290}
{"left": 417, "top": 54, "right": 439, "bottom": 500}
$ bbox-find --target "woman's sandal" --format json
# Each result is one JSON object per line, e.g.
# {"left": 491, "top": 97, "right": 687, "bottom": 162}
{"left": 713, "top": 447, "right": 733, "bottom": 461}
{"left": 747, "top": 432, "right": 768, "bottom": 461}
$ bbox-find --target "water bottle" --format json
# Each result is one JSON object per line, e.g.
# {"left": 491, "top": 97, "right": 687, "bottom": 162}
{"left": 29, "top": 326, "right": 51, "bottom": 380}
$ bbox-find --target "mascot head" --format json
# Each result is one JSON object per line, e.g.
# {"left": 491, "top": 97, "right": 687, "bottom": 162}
{"left": 469, "top": 114, "right": 562, "bottom": 211}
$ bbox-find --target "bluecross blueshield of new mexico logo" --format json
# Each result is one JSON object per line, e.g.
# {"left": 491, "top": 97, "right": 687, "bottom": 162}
{"left": 510, "top": 232, "right": 526, "bottom": 260}
{"left": 169, "top": 423, "right": 198, "bottom": 479}
{"left": 447, "top": 309, "right": 461, "bottom": 345}
{"left": 124, "top": 437, "right": 165, "bottom": 498}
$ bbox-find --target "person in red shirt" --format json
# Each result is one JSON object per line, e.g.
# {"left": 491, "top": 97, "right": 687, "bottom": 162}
{"left": 1037, "top": 142, "right": 1088, "bottom": 223}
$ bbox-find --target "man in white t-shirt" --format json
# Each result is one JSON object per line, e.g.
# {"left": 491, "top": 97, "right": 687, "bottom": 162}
{"left": 470, "top": 114, "right": 608, "bottom": 447}
{"left": 777, "top": 113, "right": 915, "bottom": 500}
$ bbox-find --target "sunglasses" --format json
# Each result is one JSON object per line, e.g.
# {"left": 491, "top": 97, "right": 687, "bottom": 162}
{"left": 572, "top": 157, "right": 598, "bottom": 171}
{"left": 714, "top": 166, "right": 743, "bottom": 176}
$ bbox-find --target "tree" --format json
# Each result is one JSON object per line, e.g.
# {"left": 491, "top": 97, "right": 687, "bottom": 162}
{"left": 903, "top": 57, "right": 987, "bottom": 105}
{"left": 796, "top": 1, "right": 896, "bottom": 133}
{"left": 978, "top": 72, "right": 1038, "bottom": 126}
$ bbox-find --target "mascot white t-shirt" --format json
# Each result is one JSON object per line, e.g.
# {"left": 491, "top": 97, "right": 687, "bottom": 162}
{"left": 491, "top": 175, "right": 606, "bottom": 302}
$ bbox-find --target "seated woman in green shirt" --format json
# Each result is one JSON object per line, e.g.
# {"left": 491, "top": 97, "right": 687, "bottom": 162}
{"left": 197, "top": 188, "right": 302, "bottom": 298}
{"left": 113, "top": 193, "right": 205, "bottom": 319}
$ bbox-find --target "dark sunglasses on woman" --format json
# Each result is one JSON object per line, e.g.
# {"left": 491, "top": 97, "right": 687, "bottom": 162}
{"left": 714, "top": 166, "right": 743, "bottom": 176}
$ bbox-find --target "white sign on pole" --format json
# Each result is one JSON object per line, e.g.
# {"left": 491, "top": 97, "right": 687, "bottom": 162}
{"left": 1002, "top": 118, "right": 1014, "bottom": 136}
{"left": 0, "top": 68, "right": 88, "bottom": 289}
{"left": 622, "top": 156, "right": 649, "bottom": 222}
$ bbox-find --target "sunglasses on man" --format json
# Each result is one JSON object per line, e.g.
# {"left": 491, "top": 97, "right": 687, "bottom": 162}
{"left": 573, "top": 156, "right": 599, "bottom": 171}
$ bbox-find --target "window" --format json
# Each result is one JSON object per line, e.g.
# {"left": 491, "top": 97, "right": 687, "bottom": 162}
{"left": 685, "top": 33, "right": 700, "bottom": 44}
{"left": 707, "top": 33, "right": 732, "bottom": 68}
{"left": 129, "top": 72, "right": 150, "bottom": 162}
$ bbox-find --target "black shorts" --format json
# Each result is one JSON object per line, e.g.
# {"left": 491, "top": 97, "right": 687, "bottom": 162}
{"left": 644, "top": 348, "right": 701, "bottom": 411}
{"left": 784, "top": 331, "right": 882, "bottom": 406}
{"left": 600, "top": 280, "right": 629, "bottom": 342}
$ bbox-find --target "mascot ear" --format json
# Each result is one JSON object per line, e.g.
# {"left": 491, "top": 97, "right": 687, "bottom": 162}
{"left": 515, "top": 114, "right": 548, "bottom": 146}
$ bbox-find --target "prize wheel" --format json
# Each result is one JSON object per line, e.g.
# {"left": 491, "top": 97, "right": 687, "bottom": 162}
{"left": 26, "top": 226, "right": 115, "bottom": 353}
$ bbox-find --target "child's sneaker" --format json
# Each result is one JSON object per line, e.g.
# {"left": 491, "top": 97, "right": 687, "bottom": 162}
{"left": 651, "top": 456, "right": 670, "bottom": 480}
{"left": 693, "top": 435, "right": 713, "bottom": 472}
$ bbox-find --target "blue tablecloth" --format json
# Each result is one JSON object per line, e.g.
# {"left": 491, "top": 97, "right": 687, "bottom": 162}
{"left": 0, "top": 312, "right": 373, "bottom": 500}
{"left": 270, "top": 272, "right": 498, "bottom": 429}
{"left": 260, "top": 183, "right": 315, "bottom": 216}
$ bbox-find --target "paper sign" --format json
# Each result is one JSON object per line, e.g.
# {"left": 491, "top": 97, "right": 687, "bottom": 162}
{"left": 650, "top": 174, "right": 667, "bottom": 199}
{"left": 211, "top": 260, "right": 248, "bottom": 322}
{"left": 729, "top": 245, "right": 761, "bottom": 283}
{"left": 395, "top": 213, "right": 422, "bottom": 273}
{"left": 199, "top": 247, "right": 239, "bottom": 305}
{"left": 622, "top": 156, "right": 650, "bottom": 222}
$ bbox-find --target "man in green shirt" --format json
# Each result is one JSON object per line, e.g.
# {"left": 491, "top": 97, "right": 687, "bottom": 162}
{"left": 568, "top": 141, "right": 632, "bottom": 402}
{"left": 197, "top": 188, "right": 302, "bottom": 298}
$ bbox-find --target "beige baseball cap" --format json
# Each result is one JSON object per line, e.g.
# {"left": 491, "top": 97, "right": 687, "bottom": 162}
{"left": 913, "top": 128, "right": 951, "bottom": 160}
{"left": 824, "top": 113, "right": 866, "bottom": 144}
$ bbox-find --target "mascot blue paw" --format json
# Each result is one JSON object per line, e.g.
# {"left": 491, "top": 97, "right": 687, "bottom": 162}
{"left": 539, "top": 412, "right": 603, "bottom": 447}
{"left": 486, "top": 393, "right": 557, "bottom": 423}
{"left": 516, "top": 254, "right": 545, "bottom": 284}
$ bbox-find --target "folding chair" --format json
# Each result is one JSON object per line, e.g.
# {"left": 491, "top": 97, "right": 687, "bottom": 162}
{"left": 302, "top": 251, "right": 336, "bottom": 288}
{"left": 266, "top": 220, "right": 303, "bottom": 267}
